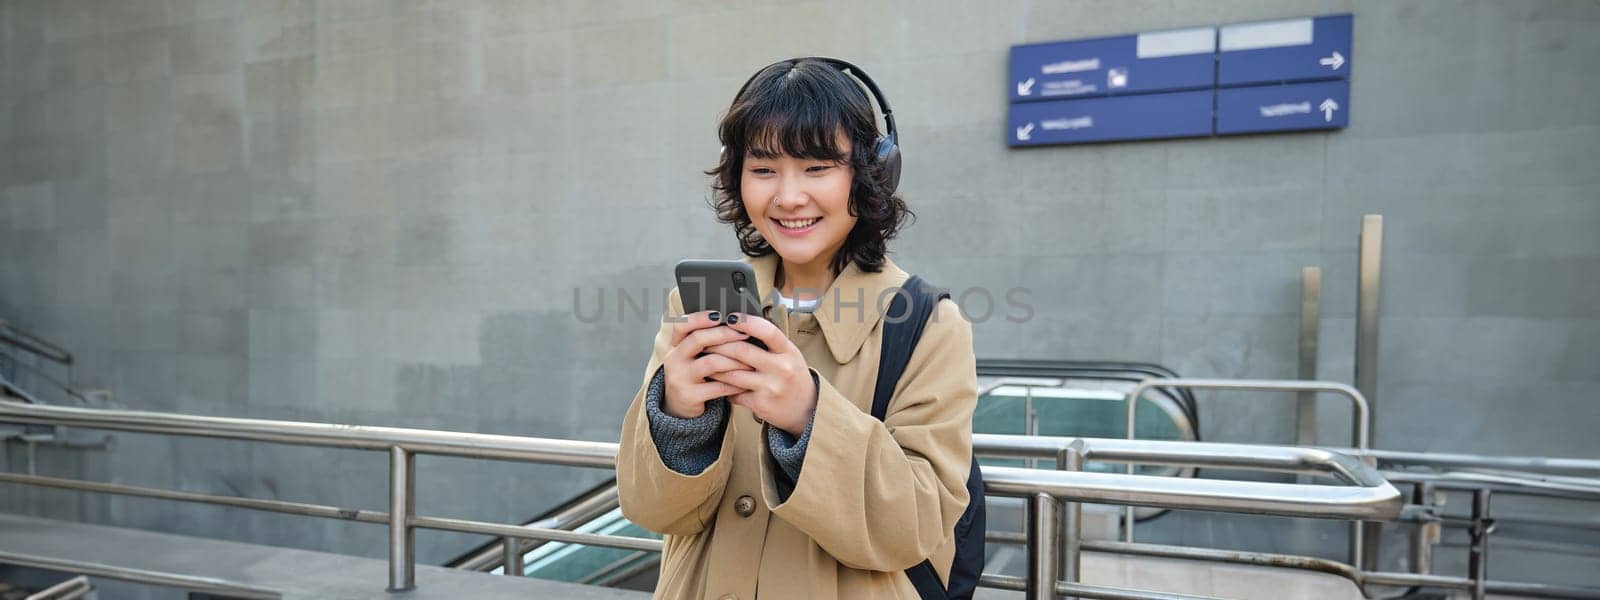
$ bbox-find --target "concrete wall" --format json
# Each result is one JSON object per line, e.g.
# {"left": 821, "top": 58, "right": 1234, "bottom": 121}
{"left": 1, "top": 0, "right": 1596, "bottom": 586}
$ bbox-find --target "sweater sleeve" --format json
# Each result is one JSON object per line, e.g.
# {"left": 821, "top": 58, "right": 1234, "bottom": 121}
{"left": 643, "top": 365, "right": 731, "bottom": 476}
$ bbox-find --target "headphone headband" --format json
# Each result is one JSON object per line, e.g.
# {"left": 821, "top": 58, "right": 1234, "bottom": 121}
{"left": 729, "top": 57, "right": 898, "bottom": 144}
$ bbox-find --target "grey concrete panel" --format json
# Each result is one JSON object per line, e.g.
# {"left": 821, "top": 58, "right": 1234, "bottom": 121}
{"left": 104, "top": 78, "right": 175, "bottom": 136}
{"left": 172, "top": 121, "right": 244, "bottom": 175}
{"left": 311, "top": 105, "right": 394, "bottom": 162}
{"left": 54, "top": 228, "right": 114, "bottom": 307}
{"left": 393, "top": 41, "right": 482, "bottom": 100}
{"left": 312, "top": 50, "right": 395, "bottom": 108}
{"left": 247, "top": 217, "right": 316, "bottom": 269}
{"left": 168, "top": 19, "right": 241, "bottom": 77}
{"left": 4, "top": 181, "right": 54, "bottom": 230}
{"left": 236, "top": 1, "right": 315, "bottom": 61}
{"left": 245, "top": 355, "right": 318, "bottom": 412}
{"left": 243, "top": 56, "right": 313, "bottom": 122}
{"left": 104, "top": 123, "right": 175, "bottom": 181}
{"left": 178, "top": 309, "right": 249, "bottom": 356}
{"left": 175, "top": 354, "right": 249, "bottom": 413}
{"left": 112, "top": 351, "right": 179, "bottom": 410}
{"left": 1166, "top": 185, "right": 1322, "bottom": 253}
{"left": 45, "top": 38, "right": 105, "bottom": 90}
{"left": 102, "top": 27, "right": 172, "bottom": 85}
{"left": 1163, "top": 253, "right": 1321, "bottom": 316}
{"left": 246, "top": 308, "right": 317, "bottom": 358}
{"left": 246, "top": 263, "right": 317, "bottom": 309}
{"left": 1465, "top": 256, "right": 1600, "bottom": 319}
{"left": 52, "top": 177, "right": 108, "bottom": 232}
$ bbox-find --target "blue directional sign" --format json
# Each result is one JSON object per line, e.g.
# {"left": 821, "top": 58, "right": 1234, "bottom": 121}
{"left": 1216, "top": 80, "right": 1350, "bottom": 135}
{"left": 1218, "top": 14, "right": 1352, "bottom": 86}
{"left": 1008, "top": 90, "right": 1213, "bottom": 146}
{"left": 1009, "top": 27, "right": 1216, "bottom": 102}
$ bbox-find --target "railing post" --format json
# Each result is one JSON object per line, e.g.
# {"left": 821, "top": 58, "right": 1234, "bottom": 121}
{"left": 1468, "top": 489, "right": 1493, "bottom": 600}
{"left": 501, "top": 536, "right": 524, "bottom": 577}
{"left": 1408, "top": 482, "right": 1437, "bottom": 576}
{"left": 388, "top": 446, "right": 415, "bottom": 592}
{"left": 1027, "top": 491, "right": 1061, "bottom": 600}
{"left": 1296, "top": 266, "right": 1321, "bottom": 447}
{"left": 1056, "top": 442, "right": 1085, "bottom": 598}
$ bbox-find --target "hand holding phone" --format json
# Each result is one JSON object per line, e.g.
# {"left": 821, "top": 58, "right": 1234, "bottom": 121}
{"left": 659, "top": 309, "right": 752, "bottom": 419}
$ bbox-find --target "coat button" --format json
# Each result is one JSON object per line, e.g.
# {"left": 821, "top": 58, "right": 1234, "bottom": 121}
{"left": 734, "top": 495, "right": 756, "bottom": 517}
{"left": 719, "top": 595, "right": 737, "bottom": 600}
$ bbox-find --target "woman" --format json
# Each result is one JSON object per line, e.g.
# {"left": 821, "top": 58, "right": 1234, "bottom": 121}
{"left": 615, "top": 57, "right": 979, "bottom": 600}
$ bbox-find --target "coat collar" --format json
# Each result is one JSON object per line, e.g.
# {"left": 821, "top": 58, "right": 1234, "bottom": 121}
{"left": 746, "top": 253, "right": 910, "bottom": 365}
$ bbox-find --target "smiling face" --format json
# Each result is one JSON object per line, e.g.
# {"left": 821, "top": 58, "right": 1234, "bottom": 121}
{"left": 740, "top": 130, "right": 859, "bottom": 275}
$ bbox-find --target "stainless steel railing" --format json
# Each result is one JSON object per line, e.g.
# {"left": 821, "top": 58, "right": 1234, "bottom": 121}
{"left": 1104, "top": 378, "right": 1600, "bottom": 600}
{"left": 0, "top": 399, "right": 1403, "bottom": 600}
{"left": 1121, "top": 377, "right": 1374, "bottom": 569}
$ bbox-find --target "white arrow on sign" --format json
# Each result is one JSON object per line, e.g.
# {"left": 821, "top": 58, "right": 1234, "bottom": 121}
{"left": 1017, "top": 77, "right": 1036, "bottom": 96}
{"left": 1319, "top": 50, "right": 1345, "bottom": 71}
{"left": 1319, "top": 98, "right": 1339, "bottom": 122}
{"left": 1016, "top": 122, "right": 1035, "bottom": 141}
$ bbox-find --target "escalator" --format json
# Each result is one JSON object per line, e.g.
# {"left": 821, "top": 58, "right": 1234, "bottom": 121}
{"left": 445, "top": 358, "right": 1204, "bottom": 590}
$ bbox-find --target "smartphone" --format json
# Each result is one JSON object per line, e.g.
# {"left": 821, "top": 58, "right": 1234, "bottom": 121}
{"left": 674, "top": 259, "right": 767, "bottom": 351}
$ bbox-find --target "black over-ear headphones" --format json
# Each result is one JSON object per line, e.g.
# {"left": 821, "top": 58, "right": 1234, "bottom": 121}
{"left": 724, "top": 57, "right": 902, "bottom": 193}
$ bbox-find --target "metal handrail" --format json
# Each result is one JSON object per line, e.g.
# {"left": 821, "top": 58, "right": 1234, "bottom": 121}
{"left": 0, "top": 400, "right": 1402, "bottom": 600}
{"left": 24, "top": 575, "right": 91, "bottom": 600}
{"left": 0, "top": 551, "right": 279, "bottom": 599}
{"left": 1356, "top": 448, "right": 1600, "bottom": 477}
{"left": 0, "top": 321, "right": 73, "bottom": 366}
{"left": 976, "top": 434, "right": 1376, "bottom": 486}
{"left": 1123, "top": 378, "right": 1370, "bottom": 449}
{"left": 1120, "top": 377, "right": 1374, "bottom": 569}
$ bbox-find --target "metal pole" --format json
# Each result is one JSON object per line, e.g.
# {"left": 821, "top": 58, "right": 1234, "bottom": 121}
{"left": 1296, "top": 267, "right": 1321, "bottom": 447}
{"left": 1058, "top": 442, "right": 1085, "bottom": 591}
{"left": 1356, "top": 215, "right": 1384, "bottom": 572}
{"left": 388, "top": 446, "right": 415, "bottom": 592}
{"left": 1355, "top": 215, "right": 1382, "bottom": 449}
{"left": 501, "top": 536, "right": 524, "bottom": 577}
{"left": 1409, "top": 482, "right": 1436, "bottom": 575}
{"left": 1028, "top": 492, "right": 1061, "bottom": 600}
{"left": 1469, "top": 489, "right": 1493, "bottom": 600}
{"left": 1025, "top": 387, "right": 1037, "bottom": 469}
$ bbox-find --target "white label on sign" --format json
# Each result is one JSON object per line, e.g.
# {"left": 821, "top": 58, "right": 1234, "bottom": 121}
{"left": 1042, "top": 116, "right": 1094, "bottom": 131}
{"left": 1042, "top": 80, "right": 1097, "bottom": 96}
{"left": 1041, "top": 58, "right": 1100, "bottom": 74}
{"left": 1136, "top": 27, "right": 1217, "bottom": 58}
{"left": 1221, "top": 18, "right": 1313, "bottom": 52}
{"left": 1259, "top": 102, "right": 1312, "bottom": 118}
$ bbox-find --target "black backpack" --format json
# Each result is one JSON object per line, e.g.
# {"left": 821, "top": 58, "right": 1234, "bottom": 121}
{"left": 873, "top": 275, "right": 986, "bottom": 600}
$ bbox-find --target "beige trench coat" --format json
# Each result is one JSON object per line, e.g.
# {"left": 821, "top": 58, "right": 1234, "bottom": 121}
{"left": 616, "top": 253, "right": 979, "bottom": 600}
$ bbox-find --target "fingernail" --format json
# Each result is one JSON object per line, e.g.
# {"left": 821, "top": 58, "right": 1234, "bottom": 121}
{"left": 726, "top": 313, "right": 740, "bottom": 324}
{"left": 707, "top": 311, "right": 720, "bottom": 322}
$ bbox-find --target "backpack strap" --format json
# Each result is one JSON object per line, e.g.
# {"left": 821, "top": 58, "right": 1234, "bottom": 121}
{"left": 872, "top": 275, "right": 949, "bottom": 421}
{"left": 871, "top": 274, "right": 953, "bottom": 600}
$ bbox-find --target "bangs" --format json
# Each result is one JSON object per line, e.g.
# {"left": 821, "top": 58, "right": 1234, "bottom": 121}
{"left": 739, "top": 106, "right": 849, "bottom": 161}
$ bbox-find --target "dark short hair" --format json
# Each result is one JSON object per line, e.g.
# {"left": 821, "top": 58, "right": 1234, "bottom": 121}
{"left": 705, "top": 58, "right": 913, "bottom": 275}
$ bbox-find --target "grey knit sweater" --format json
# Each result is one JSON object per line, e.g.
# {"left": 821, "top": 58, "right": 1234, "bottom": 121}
{"left": 643, "top": 365, "right": 814, "bottom": 491}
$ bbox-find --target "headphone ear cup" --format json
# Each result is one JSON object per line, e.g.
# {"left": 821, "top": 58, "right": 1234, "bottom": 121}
{"left": 875, "top": 135, "right": 901, "bottom": 193}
